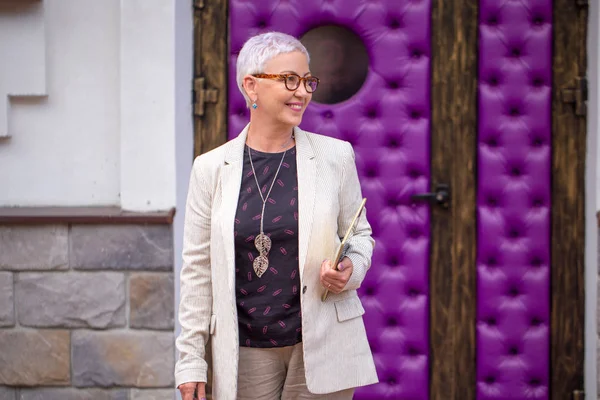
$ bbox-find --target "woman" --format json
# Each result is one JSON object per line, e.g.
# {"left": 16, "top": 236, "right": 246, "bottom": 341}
{"left": 175, "top": 31, "right": 378, "bottom": 400}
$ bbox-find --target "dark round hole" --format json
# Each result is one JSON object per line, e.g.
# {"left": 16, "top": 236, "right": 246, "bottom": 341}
{"left": 408, "top": 288, "right": 419, "bottom": 297}
{"left": 485, "top": 376, "right": 496, "bottom": 384}
{"left": 531, "top": 257, "right": 543, "bottom": 267}
{"left": 532, "top": 137, "right": 543, "bottom": 147}
{"left": 488, "top": 137, "right": 499, "bottom": 147}
{"left": 409, "top": 170, "right": 420, "bottom": 178}
{"left": 387, "top": 377, "right": 397, "bottom": 385}
{"left": 409, "top": 229, "right": 420, "bottom": 239}
{"left": 533, "top": 198, "right": 544, "bottom": 207}
{"left": 510, "top": 167, "right": 521, "bottom": 176}
{"left": 508, "top": 347, "right": 519, "bottom": 355}
{"left": 533, "top": 16, "right": 544, "bottom": 25}
{"left": 532, "top": 78, "right": 544, "bottom": 87}
{"left": 257, "top": 20, "right": 267, "bottom": 28}
{"left": 529, "top": 378, "right": 541, "bottom": 386}
{"left": 531, "top": 317, "right": 542, "bottom": 326}
{"left": 486, "top": 317, "right": 497, "bottom": 326}
{"left": 322, "top": 110, "right": 333, "bottom": 119}
{"left": 300, "top": 25, "right": 369, "bottom": 104}
{"left": 365, "top": 287, "right": 376, "bottom": 296}
{"left": 511, "top": 48, "right": 521, "bottom": 57}
{"left": 509, "top": 107, "right": 520, "bottom": 116}
{"left": 489, "top": 77, "right": 499, "bottom": 86}
{"left": 508, "top": 287, "right": 520, "bottom": 297}
{"left": 509, "top": 228, "right": 520, "bottom": 238}
{"left": 387, "top": 317, "right": 398, "bottom": 326}
{"left": 487, "top": 197, "right": 498, "bottom": 207}
{"left": 488, "top": 16, "right": 499, "bottom": 25}
{"left": 411, "top": 49, "right": 422, "bottom": 59}
{"left": 487, "top": 257, "right": 497, "bottom": 266}
{"left": 410, "top": 110, "right": 421, "bottom": 119}
{"left": 389, "top": 18, "right": 401, "bottom": 29}
{"left": 366, "top": 109, "right": 377, "bottom": 119}
{"left": 388, "top": 81, "right": 400, "bottom": 89}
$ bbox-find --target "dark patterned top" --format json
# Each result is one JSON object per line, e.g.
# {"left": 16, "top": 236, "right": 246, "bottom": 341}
{"left": 234, "top": 145, "right": 302, "bottom": 348}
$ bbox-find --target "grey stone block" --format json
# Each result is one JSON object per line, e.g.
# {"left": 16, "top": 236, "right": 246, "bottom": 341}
{"left": 0, "top": 387, "right": 16, "bottom": 400}
{"left": 71, "top": 225, "right": 173, "bottom": 270}
{"left": 16, "top": 272, "right": 125, "bottom": 328}
{"left": 0, "top": 273, "right": 14, "bottom": 327}
{"left": 130, "top": 273, "right": 174, "bottom": 330}
{"left": 19, "top": 388, "right": 128, "bottom": 400}
{"left": 0, "top": 226, "right": 68, "bottom": 271}
{"left": 72, "top": 330, "right": 174, "bottom": 387}
{"left": 0, "top": 330, "right": 70, "bottom": 386}
{"left": 131, "top": 389, "right": 175, "bottom": 400}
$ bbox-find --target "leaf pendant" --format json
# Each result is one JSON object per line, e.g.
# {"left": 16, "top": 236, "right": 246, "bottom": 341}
{"left": 253, "top": 255, "right": 269, "bottom": 278}
{"left": 254, "top": 233, "right": 272, "bottom": 254}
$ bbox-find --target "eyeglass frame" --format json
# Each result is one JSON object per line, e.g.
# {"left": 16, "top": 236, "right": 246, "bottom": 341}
{"left": 251, "top": 73, "right": 320, "bottom": 93}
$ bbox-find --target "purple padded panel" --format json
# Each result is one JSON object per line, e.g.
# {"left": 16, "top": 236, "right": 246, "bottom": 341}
{"left": 477, "top": 0, "right": 551, "bottom": 398}
{"left": 228, "top": 1, "right": 432, "bottom": 399}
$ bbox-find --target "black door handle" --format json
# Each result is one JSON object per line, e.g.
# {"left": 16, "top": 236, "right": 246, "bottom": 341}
{"left": 411, "top": 183, "right": 450, "bottom": 208}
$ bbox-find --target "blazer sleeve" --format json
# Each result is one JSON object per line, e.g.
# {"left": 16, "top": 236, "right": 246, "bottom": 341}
{"left": 337, "top": 141, "right": 375, "bottom": 291}
{"left": 175, "top": 157, "right": 213, "bottom": 387}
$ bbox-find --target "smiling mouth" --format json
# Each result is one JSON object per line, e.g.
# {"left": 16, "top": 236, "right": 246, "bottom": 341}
{"left": 287, "top": 103, "right": 303, "bottom": 110}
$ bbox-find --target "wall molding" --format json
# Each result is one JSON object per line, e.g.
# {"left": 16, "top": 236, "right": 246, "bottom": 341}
{"left": 0, "top": 207, "right": 175, "bottom": 225}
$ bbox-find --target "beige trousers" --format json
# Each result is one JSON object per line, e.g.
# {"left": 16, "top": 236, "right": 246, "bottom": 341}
{"left": 237, "top": 342, "right": 355, "bottom": 400}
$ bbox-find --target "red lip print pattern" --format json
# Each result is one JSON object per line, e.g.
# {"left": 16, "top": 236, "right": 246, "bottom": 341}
{"left": 234, "top": 147, "right": 302, "bottom": 348}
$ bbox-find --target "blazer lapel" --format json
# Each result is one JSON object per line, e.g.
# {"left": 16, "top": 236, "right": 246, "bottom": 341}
{"left": 221, "top": 125, "right": 249, "bottom": 294}
{"left": 294, "top": 126, "right": 316, "bottom": 281}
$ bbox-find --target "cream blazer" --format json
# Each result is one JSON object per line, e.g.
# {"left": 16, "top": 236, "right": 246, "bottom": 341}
{"left": 175, "top": 124, "right": 378, "bottom": 399}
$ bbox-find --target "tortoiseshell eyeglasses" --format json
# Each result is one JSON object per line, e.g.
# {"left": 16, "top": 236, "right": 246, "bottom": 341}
{"left": 252, "top": 73, "right": 320, "bottom": 93}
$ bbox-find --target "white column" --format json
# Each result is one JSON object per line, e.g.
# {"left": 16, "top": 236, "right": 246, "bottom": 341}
{"left": 173, "top": 2, "right": 194, "bottom": 399}
{"left": 120, "top": 0, "right": 177, "bottom": 211}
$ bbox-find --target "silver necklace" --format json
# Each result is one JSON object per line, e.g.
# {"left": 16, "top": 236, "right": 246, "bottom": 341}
{"left": 247, "top": 134, "right": 294, "bottom": 277}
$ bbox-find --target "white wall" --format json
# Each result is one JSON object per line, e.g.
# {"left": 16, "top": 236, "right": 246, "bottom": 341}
{"left": 0, "top": 0, "right": 177, "bottom": 211}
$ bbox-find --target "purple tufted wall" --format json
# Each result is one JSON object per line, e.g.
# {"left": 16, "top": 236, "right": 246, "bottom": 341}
{"left": 229, "top": 1, "right": 432, "bottom": 399}
{"left": 477, "top": 0, "right": 552, "bottom": 398}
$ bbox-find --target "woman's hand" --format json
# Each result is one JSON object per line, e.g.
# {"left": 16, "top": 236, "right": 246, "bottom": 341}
{"left": 320, "top": 257, "right": 353, "bottom": 294}
{"left": 178, "top": 382, "right": 206, "bottom": 400}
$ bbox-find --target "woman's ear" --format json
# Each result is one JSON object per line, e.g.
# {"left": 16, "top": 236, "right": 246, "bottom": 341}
{"left": 242, "top": 75, "right": 257, "bottom": 101}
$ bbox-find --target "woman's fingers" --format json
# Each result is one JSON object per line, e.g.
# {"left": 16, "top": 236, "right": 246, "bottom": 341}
{"left": 196, "top": 382, "right": 207, "bottom": 400}
{"left": 178, "top": 382, "right": 206, "bottom": 400}
{"left": 320, "top": 258, "right": 354, "bottom": 294}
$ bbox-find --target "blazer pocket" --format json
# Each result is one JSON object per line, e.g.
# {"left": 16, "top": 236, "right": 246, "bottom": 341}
{"left": 209, "top": 314, "right": 217, "bottom": 335}
{"left": 334, "top": 296, "right": 365, "bottom": 322}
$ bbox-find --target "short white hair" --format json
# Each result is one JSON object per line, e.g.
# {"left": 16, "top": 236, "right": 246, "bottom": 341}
{"left": 236, "top": 32, "right": 310, "bottom": 107}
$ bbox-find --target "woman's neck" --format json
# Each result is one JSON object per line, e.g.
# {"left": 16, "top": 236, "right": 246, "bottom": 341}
{"left": 246, "top": 121, "right": 295, "bottom": 153}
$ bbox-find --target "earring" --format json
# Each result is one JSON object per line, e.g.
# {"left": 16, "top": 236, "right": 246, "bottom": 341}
{"left": 252, "top": 102, "right": 258, "bottom": 109}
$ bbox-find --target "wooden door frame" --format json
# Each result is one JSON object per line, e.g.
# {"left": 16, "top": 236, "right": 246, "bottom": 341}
{"left": 551, "top": 0, "right": 587, "bottom": 396}
{"left": 193, "top": 0, "right": 228, "bottom": 158}
{"left": 429, "top": 0, "right": 477, "bottom": 398}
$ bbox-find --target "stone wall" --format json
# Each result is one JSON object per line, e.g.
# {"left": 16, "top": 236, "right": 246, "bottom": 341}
{"left": 0, "top": 224, "right": 175, "bottom": 399}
